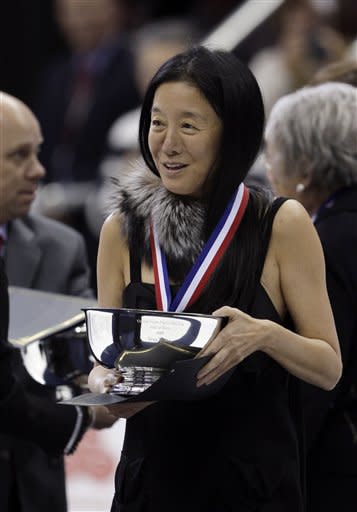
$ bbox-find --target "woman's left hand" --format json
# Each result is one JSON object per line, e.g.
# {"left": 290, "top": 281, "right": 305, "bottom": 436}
{"left": 196, "top": 306, "right": 270, "bottom": 387}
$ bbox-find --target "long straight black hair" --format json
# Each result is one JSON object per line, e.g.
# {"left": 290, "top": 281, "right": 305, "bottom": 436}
{"left": 138, "top": 46, "right": 272, "bottom": 312}
{"left": 139, "top": 46, "right": 265, "bottom": 233}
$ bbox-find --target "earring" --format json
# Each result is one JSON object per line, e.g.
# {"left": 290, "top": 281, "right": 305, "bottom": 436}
{"left": 295, "top": 183, "right": 305, "bottom": 193}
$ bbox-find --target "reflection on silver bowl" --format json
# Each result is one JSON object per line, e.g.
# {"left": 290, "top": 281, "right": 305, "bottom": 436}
{"left": 84, "top": 308, "right": 227, "bottom": 396}
{"left": 84, "top": 307, "right": 226, "bottom": 368}
{"left": 21, "top": 322, "right": 94, "bottom": 387}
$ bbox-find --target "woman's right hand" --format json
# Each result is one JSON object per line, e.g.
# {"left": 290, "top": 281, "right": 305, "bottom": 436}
{"left": 88, "top": 365, "right": 155, "bottom": 419}
{"left": 88, "top": 364, "right": 122, "bottom": 394}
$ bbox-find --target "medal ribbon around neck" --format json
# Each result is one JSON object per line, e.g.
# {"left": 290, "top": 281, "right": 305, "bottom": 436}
{"left": 150, "top": 183, "right": 249, "bottom": 312}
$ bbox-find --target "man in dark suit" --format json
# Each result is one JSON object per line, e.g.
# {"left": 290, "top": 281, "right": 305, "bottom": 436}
{"left": 5, "top": 212, "right": 92, "bottom": 296}
{"left": 0, "top": 92, "right": 116, "bottom": 512}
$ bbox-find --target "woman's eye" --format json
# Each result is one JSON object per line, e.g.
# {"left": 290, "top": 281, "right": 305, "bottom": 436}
{"left": 182, "top": 123, "right": 197, "bottom": 131}
{"left": 151, "top": 119, "right": 163, "bottom": 128}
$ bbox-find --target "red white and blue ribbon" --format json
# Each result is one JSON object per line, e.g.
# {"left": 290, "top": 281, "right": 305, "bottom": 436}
{"left": 150, "top": 183, "right": 249, "bottom": 312}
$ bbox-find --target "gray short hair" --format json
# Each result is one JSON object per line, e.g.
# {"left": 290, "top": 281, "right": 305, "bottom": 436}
{"left": 264, "top": 82, "right": 357, "bottom": 190}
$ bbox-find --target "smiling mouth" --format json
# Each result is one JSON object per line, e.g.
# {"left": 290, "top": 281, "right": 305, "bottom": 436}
{"left": 162, "top": 163, "right": 187, "bottom": 171}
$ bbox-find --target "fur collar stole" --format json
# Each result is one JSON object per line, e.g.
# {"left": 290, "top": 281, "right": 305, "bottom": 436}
{"left": 110, "top": 160, "right": 206, "bottom": 277}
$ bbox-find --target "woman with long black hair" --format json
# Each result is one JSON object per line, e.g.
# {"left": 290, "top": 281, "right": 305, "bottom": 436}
{"left": 89, "top": 46, "right": 341, "bottom": 511}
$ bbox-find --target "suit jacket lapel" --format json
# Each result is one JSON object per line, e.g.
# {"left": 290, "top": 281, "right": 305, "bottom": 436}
{"left": 5, "top": 218, "right": 42, "bottom": 288}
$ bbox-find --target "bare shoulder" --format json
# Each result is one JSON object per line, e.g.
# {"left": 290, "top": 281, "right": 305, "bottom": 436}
{"left": 272, "top": 199, "right": 320, "bottom": 250}
{"left": 273, "top": 199, "right": 312, "bottom": 236}
{"left": 260, "top": 201, "right": 312, "bottom": 315}
{"left": 271, "top": 199, "right": 324, "bottom": 275}
{"left": 101, "top": 211, "right": 123, "bottom": 238}
{"left": 97, "top": 212, "right": 129, "bottom": 307}
{"left": 99, "top": 212, "right": 128, "bottom": 249}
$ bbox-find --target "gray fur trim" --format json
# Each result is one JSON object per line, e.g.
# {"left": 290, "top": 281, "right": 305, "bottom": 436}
{"left": 109, "top": 159, "right": 205, "bottom": 262}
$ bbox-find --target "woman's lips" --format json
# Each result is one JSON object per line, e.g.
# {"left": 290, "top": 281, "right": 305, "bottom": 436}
{"left": 162, "top": 163, "right": 187, "bottom": 172}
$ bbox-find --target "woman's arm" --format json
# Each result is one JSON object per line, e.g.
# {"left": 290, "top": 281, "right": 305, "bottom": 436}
{"left": 96, "top": 212, "right": 127, "bottom": 309}
{"left": 88, "top": 213, "right": 154, "bottom": 417}
{"left": 197, "top": 200, "right": 342, "bottom": 391}
{"left": 88, "top": 213, "right": 126, "bottom": 389}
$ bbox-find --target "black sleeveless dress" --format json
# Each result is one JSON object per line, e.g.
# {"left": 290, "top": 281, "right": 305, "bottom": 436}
{"left": 111, "top": 201, "right": 304, "bottom": 512}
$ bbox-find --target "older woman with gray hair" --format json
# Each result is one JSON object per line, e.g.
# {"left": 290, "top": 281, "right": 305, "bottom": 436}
{"left": 264, "top": 82, "right": 357, "bottom": 512}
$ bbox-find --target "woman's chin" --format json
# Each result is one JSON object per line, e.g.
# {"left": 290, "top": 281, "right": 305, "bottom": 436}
{"left": 160, "top": 178, "right": 202, "bottom": 198}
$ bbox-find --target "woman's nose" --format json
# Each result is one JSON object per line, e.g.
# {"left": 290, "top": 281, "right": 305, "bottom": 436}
{"left": 162, "top": 129, "right": 181, "bottom": 155}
